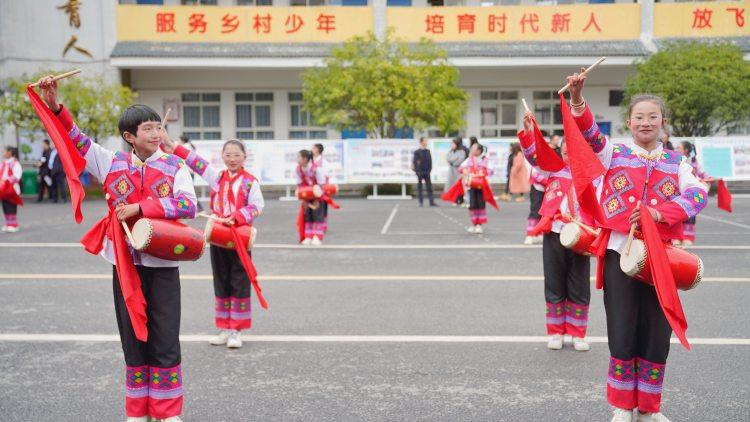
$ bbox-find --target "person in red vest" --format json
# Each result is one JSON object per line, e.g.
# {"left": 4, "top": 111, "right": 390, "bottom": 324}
{"left": 38, "top": 75, "right": 196, "bottom": 422}
{"left": 164, "top": 137, "right": 264, "bottom": 350}
{"left": 295, "top": 149, "right": 327, "bottom": 245}
{"left": 566, "top": 71, "right": 707, "bottom": 422}
{"left": 460, "top": 143, "right": 493, "bottom": 233}
{"left": 519, "top": 116, "right": 593, "bottom": 352}
{"left": 0, "top": 147, "right": 23, "bottom": 232}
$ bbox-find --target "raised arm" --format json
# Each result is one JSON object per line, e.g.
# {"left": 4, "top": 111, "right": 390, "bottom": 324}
{"left": 565, "top": 70, "right": 613, "bottom": 168}
{"left": 172, "top": 144, "right": 221, "bottom": 191}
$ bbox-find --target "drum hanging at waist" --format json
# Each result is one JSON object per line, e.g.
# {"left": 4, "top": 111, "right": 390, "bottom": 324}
{"left": 619, "top": 239, "right": 703, "bottom": 291}
{"left": 297, "top": 185, "right": 323, "bottom": 200}
{"left": 130, "top": 218, "right": 205, "bottom": 261}
{"left": 559, "top": 222, "right": 597, "bottom": 256}
{"left": 204, "top": 218, "right": 257, "bottom": 251}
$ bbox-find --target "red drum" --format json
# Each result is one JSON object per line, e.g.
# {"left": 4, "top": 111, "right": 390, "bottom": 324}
{"left": 297, "top": 185, "right": 323, "bottom": 200}
{"left": 619, "top": 239, "right": 703, "bottom": 291}
{"left": 204, "top": 218, "right": 256, "bottom": 251}
{"left": 130, "top": 218, "right": 205, "bottom": 261}
{"left": 469, "top": 177, "right": 484, "bottom": 190}
{"left": 559, "top": 222, "right": 598, "bottom": 256}
{"left": 323, "top": 183, "right": 338, "bottom": 197}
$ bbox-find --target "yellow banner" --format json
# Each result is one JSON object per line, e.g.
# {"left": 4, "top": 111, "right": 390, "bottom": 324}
{"left": 116, "top": 5, "right": 372, "bottom": 43}
{"left": 654, "top": 1, "right": 749, "bottom": 38}
{"left": 387, "top": 4, "right": 640, "bottom": 42}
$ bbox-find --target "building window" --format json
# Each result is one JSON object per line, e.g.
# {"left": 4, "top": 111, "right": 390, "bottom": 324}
{"left": 235, "top": 92, "right": 275, "bottom": 140}
{"left": 181, "top": 0, "right": 217, "bottom": 5}
{"left": 428, "top": 0, "right": 465, "bottom": 5}
{"left": 288, "top": 93, "right": 327, "bottom": 139}
{"left": 532, "top": 90, "right": 564, "bottom": 136}
{"left": 237, "top": 0, "right": 273, "bottom": 5}
{"left": 728, "top": 123, "right": 750, "bottom": 135}
{"left": 290, "top": 0, "right": 331, "bottom": 6}
{"left": 480, "top": 0, "right": 520, "bottom": 5}
{"left": 609, "top": 90, "right": 625, "bottom": 107}
{"left": 480, "top": 90, "right": 519, "bottom": 138}
{"left": 182, "top": 93, "right": 221, "bottom": 140}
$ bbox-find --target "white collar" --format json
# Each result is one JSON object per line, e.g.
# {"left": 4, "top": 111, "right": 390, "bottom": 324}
{"left": 131, "top": 149, "right": 163, "bottom": 166}
{"left": 630, "top": 142, "right": 663, "bottom": 158}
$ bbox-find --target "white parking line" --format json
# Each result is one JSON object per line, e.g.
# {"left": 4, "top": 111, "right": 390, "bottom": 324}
{"left": 1, "top": 274, "right": 749, "bottom": 283}
{"left": 380, "top": 203, "right": 400, "bottom": 234}
{"left": 0, "top": 333, "right": 748, "bottom": 345}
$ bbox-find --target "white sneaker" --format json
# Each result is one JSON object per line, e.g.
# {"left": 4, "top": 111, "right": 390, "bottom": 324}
{"left": 523, "top": 235, "right": 534, "bottom": 245}
{"left": 533, "top": 235, "right": 544, "bottom": 244}
{"left": 5, "top": 226, "right": 18, "bottom": 233}
{"left": 474, "top": 225, "right": 483, "bottom": 234}
{"left": 547, "top": 334, "right": 563, "bottom": 350}
{"left": 467, "top": 226, "right": 476, "bottom": 233}
{"left": 209, "top": 330, "right": 231, "bottom": 346}
{"left": 301, "top": 238, "right": 312, "bottom": 246}
{"left": 610, "top": 408, "right": 634, "bottom": 422}
{"left": 1, "top": 225, "right": 8, "bottom": 232}
{"left": 311, "top": 236, "right": 322, "bottom": 246}
{"left": 637, "top": 412, "right": 671, "bottom": 422}
{"left": 125, "top": 417, "right": 148, "bottom": 422}
{"left": 573, "top": 337, "right": 590, "bottom": 351}
{"left": 226, "top": 330, "right": 242, "bottom": 349}
{"left": 160, "top": 417, "right": 183, "bottom": 422}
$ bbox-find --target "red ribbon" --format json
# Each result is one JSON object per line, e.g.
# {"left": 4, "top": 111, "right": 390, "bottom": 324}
{"left": 0, "top": 180, "right": 23, "bottom": 206}
{"left": 717, "top": 179, "right": 733, "bottom": 213}
{"left": 229, "top": 226, "right": 268, "bottom": 309}
{"left": 26, "top": 86, "right": 86, "bottom": 223}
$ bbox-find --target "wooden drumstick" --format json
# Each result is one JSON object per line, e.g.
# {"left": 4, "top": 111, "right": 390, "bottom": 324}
{"left": 162, "top": 108, "right": 171, "bottom": 128}
{"left": 29, "top": 69, "right": 82, "bottom": 87}
{"left": 521, "top": 98, "right": 531, "bottom": 114}
{"left": 571, "top": 218, "right": 599, "bottom": 236}
{"left": 625, "top": 222, "right": 637, "bottom": 255}
{"left": 558, "top": 57, "right": 606, "bottom": 95}
{"left": 121, "top": 221, "right": 136, "bottom": 247}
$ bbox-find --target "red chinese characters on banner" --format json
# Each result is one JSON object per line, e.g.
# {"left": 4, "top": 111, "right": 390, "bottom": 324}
{"left": 317, "top": 14, "right": 336, "bottom": 33}
{"left": 692, "top": 8, "right": 713, "bottom": 29}
{"left": 520, "top": 13, "right": 539, "bottom": 33}
{"left": 457, "top": 14, "right": 476, "bottom": 34}
{"left": 188, "top": 13, "right": 207, "bottom": 34}
{"left": 253, "top": 14, "right": 272, "bottom": 34}
{"left": 285, "top": 14, "right": 305, "bottom": 34}
{"left": 582, "top": 12, "right": 602, "bottom": 32}
{"left": 156, "top": 13, "right": 176, "bottom": 33}
{"left": 551, "top": 13, "right": 571, "bottom": 33}
{"left": 425, "top": 14, "right": 445, "bottom": 34}
{"left": 726, "top": 7, "right": 745, "bottom": 27}
{"left": 221, "top": 13, "right": 240, "bottom": 34}
{"left": 488, "top": 14, "right": 507, "bottom": 33}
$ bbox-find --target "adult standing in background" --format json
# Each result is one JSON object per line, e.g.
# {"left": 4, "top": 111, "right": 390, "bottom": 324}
{"left": 412, "top": 137, "right": 437, "bottom": 207}
{"left": 35, "top": 139, "right": 52, "bottom": 202}
{"left": 48, "top": 144, "right": 67, "bottom": 203}
{"left": 445, "top": 137, "right": 467, "bottom": 206}
{"left": 508, "top": 142, "right": 530, "bottom": 202}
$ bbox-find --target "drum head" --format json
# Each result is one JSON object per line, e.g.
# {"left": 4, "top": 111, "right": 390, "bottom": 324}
{"left": 559, "top": 223, "right": 580, "bottom": 248}
{"left": 313, "top": 185, "right": 323, "bottom": 198}
{"left": 204, "top": 218, "right": 215, "bottom": 243}
{"left": 620, "top": 239, "right": 647, "bottom": 277}
{"left": 130, "top": 218, "right": 153, "bottom": 251}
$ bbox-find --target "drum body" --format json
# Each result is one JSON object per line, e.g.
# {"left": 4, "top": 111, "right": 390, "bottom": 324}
{"left": 130, "top": 218, "right": 205, "bottom": 261}
{"left": 619, "top": 239, "right": 702, "bottom": 291}
{"left": 469, "top": 177, "right": 484, "bottom": 190}
{"left": 559, "top": 222, "right": 597, "bottom": 255}
{"left": 204, "top": 218, "right": 256, "bottom": 251}
{"left": 297, "top": 185, "right": 323, "bottom": 200}
{"left": 323, "top": 184, "right": 338, "bottom": 197}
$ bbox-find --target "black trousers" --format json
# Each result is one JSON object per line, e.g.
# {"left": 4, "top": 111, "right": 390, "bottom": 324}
{"left": 37, "top": 173, "right": 50, "bottom": 201}
{"left": 542, "top": 232, "right": 591, "bottom": 305}
{"left": 210, "top": 246, "right": 250, "bottom": 299}
{"left": 603, "top": 250, "right": 671, "bottom": 363}
{"left": 113, "top": 266, "right": 181, "bottom": 369}
{"left": 304, "top": 202, "right": 326, "bottom": 222}
{"left": 50, "top": 173, "right": 67, "bottom": 202}
{"left": 468, "top": 188, "right": 485, "bottom": 210}
{"left": 529, "top": 187, "right": 544, "bottom": 219}
{"left": 416, "top": 172, "right": 435, "bottom": 205}
{"left": 2, "top": 200, "right": 17, "bottom": 215}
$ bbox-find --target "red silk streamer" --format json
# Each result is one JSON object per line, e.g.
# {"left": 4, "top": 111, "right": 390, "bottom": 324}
{"left": 296, "top": 203, "right": 305, "bottom": 242}
{"left": 320, "top": 194, "right": 340, "bottom": 210}
{"left": 717, "top": 179, "right": 733, "bottom": 213}
{"left": 481, "top": 178, "right": 499, "bottom": 211}
{"left": 230, "top": 226, "right": 268, "bottom": 309}
{"left": 0, "top": 181, "right": 23, "bottom": 206}
{"left": 441, "top": 179, "right": 464, "bottom": 203}
{"left": 529, "top": 215, "right": 554, "bottom": 236}
{"left": 640, "top": 205, "right": 690, "bottom": 350}
{"left": 26, "top": 86, "right": 86, "bottom": 223}
{"left": 81, "top": 213, "right": 148, "bottom": 341}
{"left": 558, "top": 94, "right": 606, "bottom": 224}
{"left": 591, "top": 228, "right": 611, "bottom": 290}
{"left": 528, "top": 116, "right": 565, "bottom": 172}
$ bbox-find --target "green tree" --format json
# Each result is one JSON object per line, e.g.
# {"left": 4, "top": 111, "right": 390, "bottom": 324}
{"left": 623, "top": 41, "right": 750, "bottom": 137}
{"left": 0, "top": 70, "right": 137, "bottom": 145}
{"left": 302, "top": 30, "right": 468, "bottom": 138}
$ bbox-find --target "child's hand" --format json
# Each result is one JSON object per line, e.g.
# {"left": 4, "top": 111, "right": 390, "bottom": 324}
{"left": 523, "top": 111, "right": 534, "bottom": 133}
{"left": 160, "top": 131, "right": 176, "bottom": 153}
{"left": 566, "top": 67, "right": 586, "bottom": 105}
{"left": 628, "top": 204, "right": 662, "bottom": 225}
{"left": 36, "top": 76, "right": 61, "bottom": 112}
{"left": 115, "top": 203, "right": 141, "bottom": 222}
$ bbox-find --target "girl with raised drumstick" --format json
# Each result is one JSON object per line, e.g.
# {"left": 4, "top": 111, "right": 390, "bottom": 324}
{"left": 163, "top": 136, "right": 265, "bottom": 350}
{"left": 518, "top": 109, "right": 593, "bottom": 352}
{"left": 37, "top": 75, "right": 197, "bottom": 422}
{"left": 565, "top": 69, "right": 707, "bottom": 422}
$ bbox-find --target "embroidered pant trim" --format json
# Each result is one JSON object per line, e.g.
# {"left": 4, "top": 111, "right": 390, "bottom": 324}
{"left": 542, "top": 232, "right": 591, "bottom": 337}
{"left": 2, "top": 200, "right": 17, "bottom": 227}
{"left": 526, "top": 217, "right": 540, "bottom": 236}
{"left": 603, "top": 250, "right": 671, "bottom": 413}
{"left": 210, "top": 245, "right": 252, "bottom": 331}
{"left": 114, "top": 266, "right": 183, "bottom": 419}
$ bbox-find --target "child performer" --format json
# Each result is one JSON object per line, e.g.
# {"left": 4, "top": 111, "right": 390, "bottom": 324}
{"left": 566, "top": 70, "right": 707, "bottom": 422}
{"left": 38, "top": 76, "right": 197, "bottom": 422}
{"left": 525, "top": 167, "right": 548, "bottom": 245}
{"left": 295, "top": 149, "right": 326, "bottom": 245}
{"left": 165, "top": 137, "right": 264, "bottom": 349}
{"left": 519, "top": 116, "right": 592, "bottom": 352}
{"left": 460, "top": 143, "right": 497, "bottom": 234}
{"left": 0, "top": 147, "right": 23, "bottom": 232}
{"left": 311, "top": 143, "right": 330, "bottom": 234}
{"left": 674, "top": 141, "right": 711, "bottom": 246}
